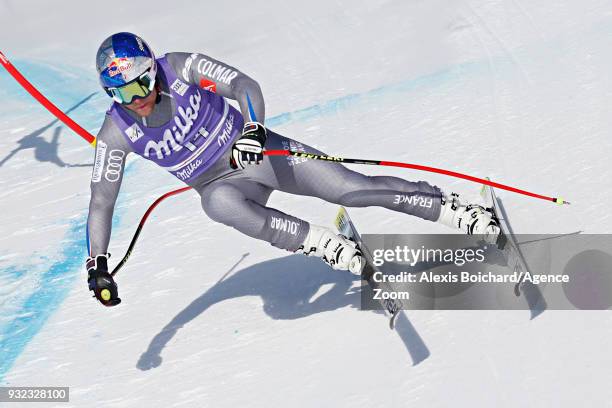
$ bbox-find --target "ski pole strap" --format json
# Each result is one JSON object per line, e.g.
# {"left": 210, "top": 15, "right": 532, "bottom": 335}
{"left": 263, "top": 150, "right": 569, "bottom": 205}
{"left": 0, "top": 51, "right": 96, "bottom": 145}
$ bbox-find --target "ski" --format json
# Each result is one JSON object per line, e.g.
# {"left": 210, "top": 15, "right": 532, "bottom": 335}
{"left": 334, "top": 207, "right": 402, "bottom": 329}
{"left": 481, "top": 181, "right": 548, "bottom": 317}
{"left": 480, "top": 180, "right": 531, "bottom": 296}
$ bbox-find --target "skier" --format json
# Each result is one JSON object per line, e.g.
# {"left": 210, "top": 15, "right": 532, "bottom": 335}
{"left": 86, "top": 32, "right": 500, "bottom": 306}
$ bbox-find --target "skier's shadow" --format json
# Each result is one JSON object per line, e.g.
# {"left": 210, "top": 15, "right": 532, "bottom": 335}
{"left": 136, "top": 254, "right": 429, "bottom": 371}
{"left": 0, "top": 93, "right": 96, "bottom": 168}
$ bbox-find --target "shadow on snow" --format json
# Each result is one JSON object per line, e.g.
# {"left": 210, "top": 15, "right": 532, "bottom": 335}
{"left": 137, "top": 254, "right": 430, "bottom": 371}
{"left": 0, "top": 93, "right": 96, "bottom": 168}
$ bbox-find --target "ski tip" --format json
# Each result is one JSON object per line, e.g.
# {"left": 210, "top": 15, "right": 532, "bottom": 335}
{"left": 334, "top": 207, "right": 349, "bottom": 232}
{"left": 480, "top": 177, "right": 491, "bottom": 199}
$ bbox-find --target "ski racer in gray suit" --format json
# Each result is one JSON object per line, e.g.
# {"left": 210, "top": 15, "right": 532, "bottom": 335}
{"left": 86, "top": 32, "right": 499, "bottom": 306}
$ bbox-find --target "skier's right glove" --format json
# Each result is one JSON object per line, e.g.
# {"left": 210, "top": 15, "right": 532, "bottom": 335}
{"left": 86, "top": 253, "right": 121, "bottom": 307}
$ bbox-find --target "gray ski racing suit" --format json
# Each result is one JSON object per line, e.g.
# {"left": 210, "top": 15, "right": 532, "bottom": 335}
{"left": 87, "top": 52, "right": 442, "bottom": 256}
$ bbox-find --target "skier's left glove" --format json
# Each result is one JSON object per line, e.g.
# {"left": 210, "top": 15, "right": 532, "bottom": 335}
{"left": 230, "top": 121, "right": 266, "bottom": 169}
{"left": 86, "top": 253, "right": 121, "bottom": 307}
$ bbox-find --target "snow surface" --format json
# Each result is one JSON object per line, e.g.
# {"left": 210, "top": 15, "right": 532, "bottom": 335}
{"left": 1, "top": 0, "right": 612, "bottom": 407}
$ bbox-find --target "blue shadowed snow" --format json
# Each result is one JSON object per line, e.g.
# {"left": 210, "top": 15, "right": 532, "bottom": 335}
{"left": 266, "top": 61, "right": 485, "bottom": 128}
{"left": 0, "top": 58, "right": 99, "bottom": 116}
{"left": 1, "top": 266, "right": 27, "bottom": 281}
{"left": 0, "top": 218, "right": 87, "bottom": 380}
{"left": 0, "top": 160, "right": 136, "bottom": 382}
{"left": 0, "top": 179, "right": 132, "bottom": 383}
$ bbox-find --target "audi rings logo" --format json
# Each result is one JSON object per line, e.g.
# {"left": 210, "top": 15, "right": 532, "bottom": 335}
{"left": 105, "top": 149, "right": 125, "bottom": 182}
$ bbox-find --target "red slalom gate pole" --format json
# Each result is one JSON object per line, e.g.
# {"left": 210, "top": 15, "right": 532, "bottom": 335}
{"left": 264, "top": 150, "right": 570, "bottom": 205}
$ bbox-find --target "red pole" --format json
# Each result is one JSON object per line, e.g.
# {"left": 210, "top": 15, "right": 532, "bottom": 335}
{"left": 264, "top": 150, "right": 569, "bottom": 205}
{"left": 0, "top": 51, "right": 96, "bottom": 146}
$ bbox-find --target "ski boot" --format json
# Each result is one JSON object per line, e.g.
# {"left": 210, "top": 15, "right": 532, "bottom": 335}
{"left": 299, "top": 225, "right": 364, "bottom": 274}
{"left": 437, "top": 193, "right": 501, "bottom": 244}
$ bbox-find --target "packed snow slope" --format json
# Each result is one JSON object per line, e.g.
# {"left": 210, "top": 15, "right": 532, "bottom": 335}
{"left": 1, "top": 0, "right": 611, "bottom": 407}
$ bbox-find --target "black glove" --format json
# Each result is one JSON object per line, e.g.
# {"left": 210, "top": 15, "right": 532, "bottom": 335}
{"left": 230, "top": 121, "right": 267, "bottom": 169}
{"left": 86, "top": 253, "right": 121, "bottom": 307}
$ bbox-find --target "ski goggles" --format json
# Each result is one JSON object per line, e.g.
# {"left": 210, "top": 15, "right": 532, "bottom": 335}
{"left": 104, "top": 70, "right": 156, "bottom": 105}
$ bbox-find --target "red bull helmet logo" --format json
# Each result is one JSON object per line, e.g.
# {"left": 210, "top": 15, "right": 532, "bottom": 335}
{"left": 108, "top": 57, "right": 133, "bottom": 77}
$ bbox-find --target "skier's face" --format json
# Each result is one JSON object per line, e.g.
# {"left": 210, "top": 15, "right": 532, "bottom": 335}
{"left": 124, "top": 87, "right": 158, "bottom": 117}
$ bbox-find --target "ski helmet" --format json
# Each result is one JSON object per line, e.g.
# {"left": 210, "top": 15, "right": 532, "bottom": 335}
{"left": 96, "top": 32, "right": 157, "bottom": 105}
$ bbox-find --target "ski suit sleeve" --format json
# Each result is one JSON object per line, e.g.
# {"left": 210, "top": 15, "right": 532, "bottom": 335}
{"left": 165, "top": 52, "right": 265, "bottom": 124}
{"left": 87, "top": 114, "right": 133, "bottom": 256}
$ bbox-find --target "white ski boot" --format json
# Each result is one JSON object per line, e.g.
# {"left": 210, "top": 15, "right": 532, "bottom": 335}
{"left": 299, "top": 225, "right": 364, "bottom": 274}
{"left": 437, "top": 193, "right": 501, "bottom": 244}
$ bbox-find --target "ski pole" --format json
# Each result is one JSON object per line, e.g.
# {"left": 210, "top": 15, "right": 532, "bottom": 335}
{"left": 0, "top": 51, "right": 96, "bottom": 146}
{"left": 263, "top": 150, "right": 570, "bottom": 205}
{"left": 110, "top": 186, "right": 192, "bottom": 276}
{"left": 247, "top": 94, "right": 569, "bottom": 205}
